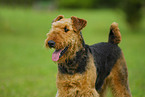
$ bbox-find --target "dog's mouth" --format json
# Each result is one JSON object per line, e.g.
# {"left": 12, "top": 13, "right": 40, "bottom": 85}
{"left": 52, "top": 46, "right": 69, "bottom": 62}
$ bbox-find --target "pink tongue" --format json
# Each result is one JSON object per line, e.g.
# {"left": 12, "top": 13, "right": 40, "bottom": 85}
{"left": 52, "top": 50, "right": 62, "bottom": 61}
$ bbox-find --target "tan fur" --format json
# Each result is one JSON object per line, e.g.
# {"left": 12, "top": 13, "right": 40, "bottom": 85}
{"left": 100, "top": 52, "right": 132, "bottom": 97}
{"left": 45, "top": 18, "right": 83, "bottom": 63}
{"left": 56, "top": 53, "right": 99, "bottom": 97}
{"left": 71, "top": 16, "right": 87, "bottom": 33}
{"left": 109, "top": 22, "right": 121, "bottom": 44}
{"left": 98, "top": 78, "right": 109, "bottom": 97}
{"left": 45, "top": 16, "right": 131, "bottom": 97}
{"left": 109, "top": 53, "right": 132, "bottom": 97}
{"left": 45, "top": 16, "right": 99, "bottom": 96}
{"left": 53, "top": 15, "right": 64, "bottom": 22}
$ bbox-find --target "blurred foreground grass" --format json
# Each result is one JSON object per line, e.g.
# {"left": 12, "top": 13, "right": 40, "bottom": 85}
{"left": 0, "top": 6, "right": 145, "bottom": 97}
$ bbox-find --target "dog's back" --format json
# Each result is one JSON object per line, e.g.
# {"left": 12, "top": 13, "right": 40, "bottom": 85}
{"left": 90, "top": 42, "right": 121, "bottom": 91}
{"left": 89, "top": 22, "right": 132, "bottom": 97}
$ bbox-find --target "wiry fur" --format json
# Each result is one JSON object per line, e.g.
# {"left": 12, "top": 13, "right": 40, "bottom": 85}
{"left": 45, "top": 16, "right": 84, "bottom": 63}
{"left": 45, "top": 15, "right": 132, "bottom": 97}
{"left": 57, "top": 53, "right": 99, "bottom": 97}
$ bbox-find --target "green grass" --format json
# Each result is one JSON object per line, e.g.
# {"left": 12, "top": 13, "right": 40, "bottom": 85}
{"left": 0, "top": 6, "right": 145, "bottom": 97}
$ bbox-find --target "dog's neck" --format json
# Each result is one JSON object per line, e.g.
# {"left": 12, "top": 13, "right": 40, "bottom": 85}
{"left": 80, "top": 31, "right": 85, "bottom": 47}
{"left": 58, "top": 45, "right": 90, "bottom": 75}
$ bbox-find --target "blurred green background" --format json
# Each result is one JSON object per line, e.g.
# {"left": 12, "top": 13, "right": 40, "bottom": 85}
{"left": 0, "top": 0, "right": 145, "bottom": 97}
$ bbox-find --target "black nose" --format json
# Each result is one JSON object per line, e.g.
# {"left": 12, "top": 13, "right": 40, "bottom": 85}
{"left": 48, "top": 40, "right": 55, "bottom": 48}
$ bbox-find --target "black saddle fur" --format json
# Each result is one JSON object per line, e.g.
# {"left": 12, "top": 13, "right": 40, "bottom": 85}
{"left": 58, "top": 42, "right": 121, "bottom": 91}
{"left": 89, "top": 42, "right": 121, "bottom": 91}
{"left": 58, "top": 31, "right": 122, "bottom": 91}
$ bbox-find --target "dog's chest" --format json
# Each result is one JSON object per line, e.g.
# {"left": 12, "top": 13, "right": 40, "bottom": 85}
{"left": 56, "top": 54, "right": 97, "bottom": 96}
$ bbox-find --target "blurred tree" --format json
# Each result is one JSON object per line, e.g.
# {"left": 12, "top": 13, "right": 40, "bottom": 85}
{"left": 58, "top": 0, "right": 96, "bottom": 8}
{"left": 0, "top": 0, "right": 144, "bottom": 30}
{"left": 57, "top": 0, "right": 144, "bottom": 30}
{"left": 0, "top": 0, "right": 35, "bottom": 5}
{"left": 123, "top": 0, "right": 143, "bottom": 29}
{"left": 94, "top": 0, "right": 122, "bottom": 8}
{"left": 33, "top": 0, "right": 56, "bottom": 10}
{"left": 0, "top": 0, "right": 53, "bottom": 5}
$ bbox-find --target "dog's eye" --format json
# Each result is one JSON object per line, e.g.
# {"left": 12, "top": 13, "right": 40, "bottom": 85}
{"left": 64, "top": 27, "right": 69, "bottom": 32}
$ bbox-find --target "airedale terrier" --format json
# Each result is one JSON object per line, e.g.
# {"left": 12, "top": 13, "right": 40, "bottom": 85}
{"left": 45, "top": 15, "right": 132, "bottom": 97}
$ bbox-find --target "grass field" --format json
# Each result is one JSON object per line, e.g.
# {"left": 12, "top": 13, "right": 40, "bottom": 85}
{"left": 0, "top": 6, "right": 145, "bottom": 97}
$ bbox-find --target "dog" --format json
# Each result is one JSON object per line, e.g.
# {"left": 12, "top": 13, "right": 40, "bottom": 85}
{"left": 45, "top": 15, "right": 132, "bottom": 97}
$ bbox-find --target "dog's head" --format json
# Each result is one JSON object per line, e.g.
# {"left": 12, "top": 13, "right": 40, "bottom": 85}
{"left": 45, "top": 15, "right": 87, "bottom": 63}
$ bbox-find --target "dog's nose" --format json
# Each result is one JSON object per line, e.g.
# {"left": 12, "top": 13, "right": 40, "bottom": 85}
{"left": 48, "top": 40, "right": 55, "bottom": 48}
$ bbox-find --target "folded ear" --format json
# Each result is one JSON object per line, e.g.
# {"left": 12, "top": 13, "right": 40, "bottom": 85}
{"left": 71, "top": 16, "right": 87, "bottom": 33}
{"left": 52, "top": 15, "right": 64, "bottom": 22}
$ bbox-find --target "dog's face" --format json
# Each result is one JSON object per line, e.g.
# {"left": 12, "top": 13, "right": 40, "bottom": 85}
{"left": 45, "top": 15, "right": 87, "bottom": 63}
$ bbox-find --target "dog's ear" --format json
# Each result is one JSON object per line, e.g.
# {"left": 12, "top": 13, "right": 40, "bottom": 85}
{"left": 71, "top": 16, "right": 87, "bottom": 33}
{"left": 52, "top": 15, "right": 64, "bottom": 22}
